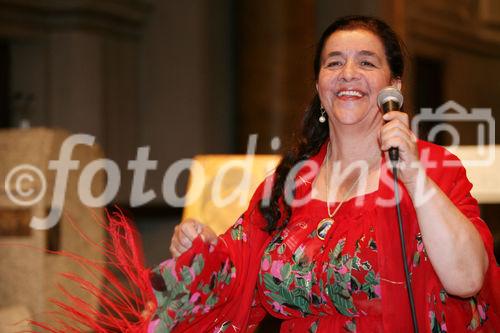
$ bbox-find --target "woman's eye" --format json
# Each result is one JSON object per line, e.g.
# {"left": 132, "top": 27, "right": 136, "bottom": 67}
{"left": 327, "top": 61, "right": 342, "bottom": 67}
{"left": 360, "top": 61, "right": 375, "bottom": 67}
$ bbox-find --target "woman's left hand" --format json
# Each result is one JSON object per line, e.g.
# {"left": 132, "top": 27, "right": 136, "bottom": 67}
{"left": 379, "top": 111, "right": 422, "bottom": 187}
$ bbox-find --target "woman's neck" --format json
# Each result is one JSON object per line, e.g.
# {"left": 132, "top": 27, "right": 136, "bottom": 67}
{"left": 328, "top": 115, "right": 383, "bottom": 167}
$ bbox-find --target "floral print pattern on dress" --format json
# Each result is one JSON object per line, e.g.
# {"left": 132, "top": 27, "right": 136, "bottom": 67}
{"left": 344, "top": 318, "right": 357, "bottom": 332}
{"left": 308, "top": 319, "right": 319, "bottom": 333}
{"left": 413, "top": 233, "right": 427, "bottom": 268}
{"left": 467, "top": 297, "right": 489, "bottom": 330}
{"left": 261, "top": 233, "right": 316, "bottom": 316}
{"left": 150, "top": 240, "right": 236, "bottom": 333}
{"left": 325, "top": 238, "right": 381, "bottom": 317}
{"left": 230, "top": 216, "right": 247, "bottom": 241}
{"left": 429, "top": 310, "right": 447, "bottom": 333}
{"left": 260, "top": 226, "right": 381, "bottom": 322}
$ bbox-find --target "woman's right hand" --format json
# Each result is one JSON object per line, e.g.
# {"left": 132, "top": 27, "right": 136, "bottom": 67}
{"left": 169, "top": 218, "right": 218, "bottom": 258}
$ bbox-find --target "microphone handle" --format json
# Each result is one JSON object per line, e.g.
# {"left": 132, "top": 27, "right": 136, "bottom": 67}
{"left": 382, "top": 100, "right": 400, "bottom": 162}
{"left": 389, "top": 147, "right": 399, "bottom": 162}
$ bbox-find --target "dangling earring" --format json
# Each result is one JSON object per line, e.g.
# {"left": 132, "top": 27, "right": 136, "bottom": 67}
{"left": 319, "top": 106, "right": 326, "bottom": 123}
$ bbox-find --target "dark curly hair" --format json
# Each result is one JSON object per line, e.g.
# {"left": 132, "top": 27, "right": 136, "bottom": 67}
{"left": 258, "top": 15, "right": 406, "bottom": 233}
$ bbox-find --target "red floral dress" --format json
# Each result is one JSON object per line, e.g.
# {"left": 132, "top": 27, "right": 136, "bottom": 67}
{"left": 148, "top": 141, "right": 500, "bottom": 332}
{"left": 258, "top": 193, "right": 383, "bottom": 332}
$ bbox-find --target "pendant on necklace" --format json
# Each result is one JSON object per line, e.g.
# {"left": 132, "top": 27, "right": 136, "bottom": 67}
{"left": 317, "top": 217, "right": 334, "bottom": 240}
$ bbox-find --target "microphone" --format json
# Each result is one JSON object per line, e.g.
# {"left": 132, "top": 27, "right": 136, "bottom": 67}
{"left": 377, "top": 86, "right": 404, "bottom": 162}
{"left": 377, "top": 86, "right": 419, "bottom": 333}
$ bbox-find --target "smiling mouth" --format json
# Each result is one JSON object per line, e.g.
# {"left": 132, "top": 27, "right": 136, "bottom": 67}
{"left": 336, "top": 90, "right": 364, "bottom": 98}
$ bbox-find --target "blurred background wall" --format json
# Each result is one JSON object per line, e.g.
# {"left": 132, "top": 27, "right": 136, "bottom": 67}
{"left": 0, "top": 0, "right": 499, "bottom": 266}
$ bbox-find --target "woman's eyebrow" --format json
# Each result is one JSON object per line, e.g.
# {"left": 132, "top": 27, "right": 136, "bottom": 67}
{"left": 326, "top": 50, "right": 379, "bottom": 58}
{"left": 325, "top": 51, "right": 343, "bottom": 58}
{"left": 358, "top": 50, "right": 380, "bottom": 59}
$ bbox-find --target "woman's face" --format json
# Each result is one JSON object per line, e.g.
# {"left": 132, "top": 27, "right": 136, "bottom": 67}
{"left": 316, "top": 29, "right": 400, "bottom": 126}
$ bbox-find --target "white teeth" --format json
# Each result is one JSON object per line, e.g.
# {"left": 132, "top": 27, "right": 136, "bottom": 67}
{"left": 337, "top": 90, "right": 363, "bottom": 97}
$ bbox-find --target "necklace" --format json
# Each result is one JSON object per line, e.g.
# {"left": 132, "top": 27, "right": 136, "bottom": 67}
{"left": 316, "top": 143, "right": 363, "bottom": 240}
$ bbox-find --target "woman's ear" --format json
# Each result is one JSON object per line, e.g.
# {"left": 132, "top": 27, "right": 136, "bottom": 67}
{"left": 315, "top": 82, "right": 319, "bottom": 93}
{"left": 391, "top": 78, "right": 402, "bottom": 90}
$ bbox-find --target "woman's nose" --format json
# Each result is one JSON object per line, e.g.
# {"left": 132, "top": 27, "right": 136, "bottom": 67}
{"left": 339, "top": 60, "right": 359, "bottom": 81}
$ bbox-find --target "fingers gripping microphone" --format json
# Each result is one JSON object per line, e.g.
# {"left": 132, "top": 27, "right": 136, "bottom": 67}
{"left": 377, "top": 87, "right": 404, "bottom": 162}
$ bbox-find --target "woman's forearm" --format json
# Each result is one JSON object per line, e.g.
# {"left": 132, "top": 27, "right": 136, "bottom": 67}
{"left": 406, "top": 173, "right": 488, "bottom": 298}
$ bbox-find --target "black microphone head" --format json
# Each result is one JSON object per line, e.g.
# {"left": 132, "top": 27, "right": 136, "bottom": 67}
{"left": 377, "top": 86, "right": 404, "bottom": 109}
